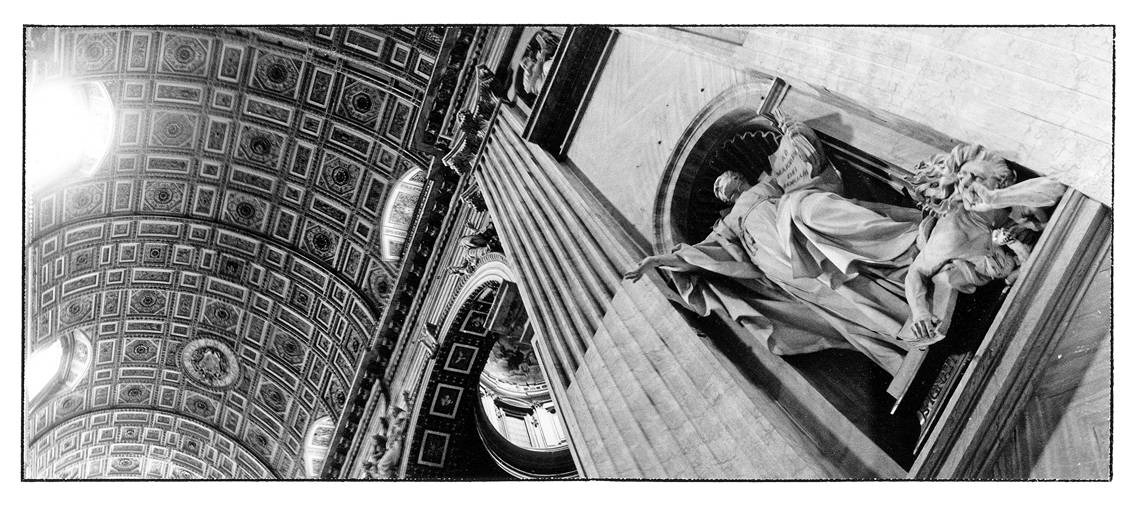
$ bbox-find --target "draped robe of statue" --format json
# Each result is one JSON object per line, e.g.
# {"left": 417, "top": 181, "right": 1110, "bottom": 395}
{"left": 664, "top": 167, "right": 922, "bottom": 373}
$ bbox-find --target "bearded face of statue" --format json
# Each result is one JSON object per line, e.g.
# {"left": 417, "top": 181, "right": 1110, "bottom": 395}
{"left": 956, "top": 160, "right": 1013, "bottom": 197}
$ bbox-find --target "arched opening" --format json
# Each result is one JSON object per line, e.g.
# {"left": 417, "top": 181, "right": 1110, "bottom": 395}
{"left": 26, "top": 340, "right": 64, "bottom": 402}
{"left": 25, "top": 80, "right": 114, "bottom": 190}
{"left": 25, "top": 328, "right": 92, "bottom": 411}
{"left": 378, "top": 167, "right": 427, "bottom": 262}
{"left": 302, "top": 415, "right": 336, "bottom": 478}
{"left": 653, "top": 80, "right": 783, "bottom": 253}
{"left": 402, "top": 261, "right": 576, "bottom": 479}
{"left": 670, "top": 115, "right": 782, "bottom": 246}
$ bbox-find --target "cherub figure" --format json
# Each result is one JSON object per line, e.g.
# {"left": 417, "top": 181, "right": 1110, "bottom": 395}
{"left": 903, "top": 144, "right": 1029, "bottom": 343}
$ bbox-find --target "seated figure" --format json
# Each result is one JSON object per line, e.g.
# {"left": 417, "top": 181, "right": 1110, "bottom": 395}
{"left": 902, "top": 144, "right": 1059, "bottom": 343}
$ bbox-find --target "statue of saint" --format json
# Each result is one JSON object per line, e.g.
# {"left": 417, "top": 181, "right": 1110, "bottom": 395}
{"left": 627, "top": 112, "right": 922, "bottom": 373}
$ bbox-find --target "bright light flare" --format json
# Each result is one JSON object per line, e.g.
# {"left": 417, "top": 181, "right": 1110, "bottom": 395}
{"left": 25, "top": 80, "right": 114, "bottom": 190}
{"left": 26, "top": 339, "right": 63, "bottom": 402}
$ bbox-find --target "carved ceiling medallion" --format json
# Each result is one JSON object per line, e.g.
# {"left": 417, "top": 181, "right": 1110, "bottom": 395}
{"left": 150, "top": 112, "right": 196, "bottom": 148}
{"left": 326, "top": 377, "right": 346, "bottom": 412}
{"left": 142, "top": 181, "right": 186, "bottom": 213}
{"left": 224, "top": 193, "right": 267, "bottom": 228}
{"left": 254, "top": 53, "right": 300, "bottom": 93}
{"left": 59, "top": 296, "right": 94, "bottom": 326}
{"left": 302, "top": 224, "right": 338, "bottom": 261}
{"left": 258, "top": 382, "right": 288, "bottom": 413}
{"left": 271, "top": 333, "right": 306, "bottom": 367}
{"left": 64, "top": 184, "right": 104, "bottom": 219}
{"left": 237, "top": 126, "right": 283, "bottom": 167}
{"left": 118, "top": 384, "right": 152, "bottom": 404}
{"left": 366, "top": 269, "right": 391, "bottom": 306}
{"left": 161, "top": 35, "right": 209, "bottom": 75}
{"left": 319, "top": 154, "right": 361, "bottom": 197}
{"left": 184, "top": 393, "right": 217, "bottom": 419}
{"left": 129, "top": 289, "right": 167, "bottom": 315}
{"left": 70, "top": 248, "right": 95, "bottom": 273}
{"left": 246, "top": 425, "right": 275, "bottom": 458}
{"left": 110, "top": 456, "right": 140, "bottom": 473}
{"left": 201, "top": 300, "right": 239, "bottom": 330}
{"left": 180, "top": 338, "right": 241, "bottom": 390}
{"left": 73, "top": 32, "right": 117, "bottom": 73}
{"left": 123, "top": 338, "right": 159, "bottom": 362}
{"left": 339, "top": 80, "right": 383, "bottom": 124}
{"left": 57, "top": 394, "right": 83, "bottom": 415}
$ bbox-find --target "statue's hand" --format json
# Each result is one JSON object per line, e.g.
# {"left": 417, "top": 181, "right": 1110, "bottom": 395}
{"left": 623, "top": 257, "right": 660, "bottom": 282}
{"left": 962, "top": 183, "right": 1002, "bottom": 212}
{"left": 910, "top": 316, "right": 943, "bottom": 343}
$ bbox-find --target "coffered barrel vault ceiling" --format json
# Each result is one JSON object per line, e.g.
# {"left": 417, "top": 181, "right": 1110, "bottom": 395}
{"left": 24, "top": 26, "right": 444, "bottom": 479}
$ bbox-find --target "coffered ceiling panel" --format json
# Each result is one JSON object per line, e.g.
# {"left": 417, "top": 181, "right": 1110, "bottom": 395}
{"left": 24, "top": 25, "right": 445, "bottom": 479}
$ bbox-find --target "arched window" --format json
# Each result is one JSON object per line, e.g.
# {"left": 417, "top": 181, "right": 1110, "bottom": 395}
{"left": 379, "top": 167, "right": 427, "bottom": 262}
{"left": 26, "top": 340, "right": 63, "bottom": 401}
{"left": 26, "top": 328, "right": 92, "bottom": 409}
{"left": 302, "top": 416, "right": 336, "bottom": 478}
{"left": 25, "top": 80, "right": 114, "bottom": 190}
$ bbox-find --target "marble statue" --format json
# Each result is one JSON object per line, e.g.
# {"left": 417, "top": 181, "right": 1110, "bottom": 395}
{"left": 519, "top": 29, "right": 561, "bottom": 96}
{"left": 459, "top": 221, "right": 503, "bottom": 253}
{"left": 626, "top": 111, "right": 922, "bottom": 373}
{"left": 364, "top": 391, "right": 413, "bottom": 480}
{"left": 902, "top": 144, "right": 1063, "bottom": 343}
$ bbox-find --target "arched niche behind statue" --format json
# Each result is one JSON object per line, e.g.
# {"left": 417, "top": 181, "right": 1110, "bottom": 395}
{"left": 653, "top": 79, "right": 917, "bottom": 253}
{"left": 677, "top": 116, "right": 781, "bottom": 245}
{"left": 653, "top": 80, "right": 782, "bottom": 253}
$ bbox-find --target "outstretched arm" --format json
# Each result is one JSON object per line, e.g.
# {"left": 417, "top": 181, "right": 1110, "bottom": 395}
{"left": 963, "top": 177, "right": 1066, "bottom": 212}
{"left": 905, "top": 265, "right": 941, "bottom": 341}
{"left": 623, "top": 253, "right": 698, "bottom": 282}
